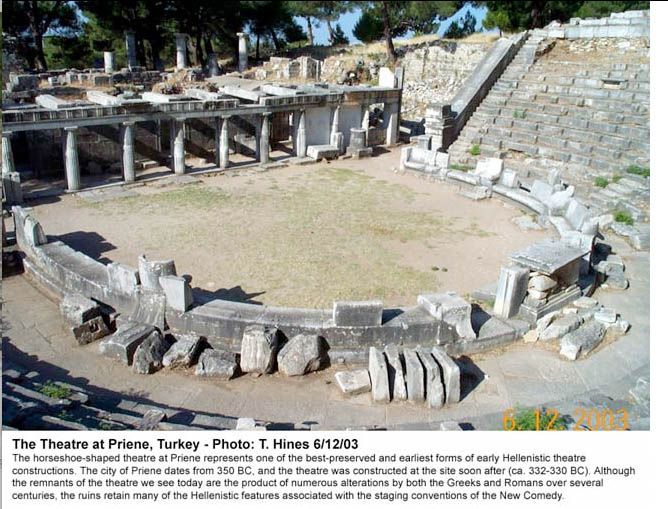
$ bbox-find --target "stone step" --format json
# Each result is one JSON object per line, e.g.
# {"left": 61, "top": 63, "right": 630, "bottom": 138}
{"left": 517, "top": 67, "right": 650, "bottom": 83}
{"left": 498, "top": 74, "right": 649, "bottom": 92}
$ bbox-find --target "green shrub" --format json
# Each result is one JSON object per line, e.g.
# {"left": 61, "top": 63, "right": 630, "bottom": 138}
{"left": 513, "top": 110, "right": 527, "bottom": 119}
{"left": 626, "top": 165, "right": 650, "bottom": 178}
{"left": 450, "top": 164, "right": 474, "bottom": 172}
{"left": 594, "top": 177, "right": 609, "bottom": 188}
{"left": 510, "top": 407, "right": 568, "bottom": 431}
{"left": 37, "top": 381, "right": 71, "bottom": 399}
{"left": 612, "top": 175, "right": 622, "bottom": 183}
{"left": 470, "top": 144, "right": 481, "bottom": 156}
{"left": 614, "top": 209, "right": 634, "bottom": 226}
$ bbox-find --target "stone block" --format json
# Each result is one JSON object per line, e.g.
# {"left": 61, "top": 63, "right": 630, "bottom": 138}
{"left": 334, "top": 369, "right": 371, "bottom": 395}
{"left": 417, "top": 349, "right": 444, "bottom": 408}
{"left": 60, "top": 294, "right": 100, "bottom": 327}
{"left": 384, "top": 344, "right": 407, "bottom": 401}
{"left": 528, "top": 275, "right": 557, "bottom": 292}
{"left": 240, "top": 325, "right": 282, "bottom": 374}
{"left": 159, "top": 275, "right": 193, "bottom": 312}
{"left": 473, "top": 158, "right": 504, "bottom": 182}
{"left": 162, "top": 333, "right": 203, "bottom": 368}
{"left": 129, "top": 288, "right": 166, "bottom": 329}
{"left": 538, "top": 314, "right": 581, "bottom": 341}
{"left": 594, "top": 307, "right": 617, "bottom": 324}
{"left": 378, "top": 67, "right": 396, "bottom": 88}
{"left": 71, "top": 316, "right": 110, "bottom": 345}
{"left": 559, "top": 321, "right": 606, "bottom": 360}
{"left": 138, "top": 255, "right": 176, "bottom": 290}
{"left": 530, "top": 180, "right": 554, "bottom": 202}
{"left": 493, "top": 266, "right": 529, "bottom": 319}
{"left": 500, "top": 169, "right": 519, "bottom": 188}
{"left": 431, "top": 348, "right": 461, "bottom": 404}
{"left": 403, "top": 348, "right": 424, "bottom": 404}
{"left": 306, "top": 144, "right": 340, "bottom": 160}
{"left": 333, "top": 300, "right": 383, "bottom": 327}
{"left": 418, "top": 292, "right": 475, "bottom": 340}
{"left": 99, "top": 323, "right": 155, "bottom": 364}
{"left": 107, "top": 263, "right": 139, "bottom": 294}
{"left": 277, "top": 334, "right": 328, "bottom": 376}
{"left": 132, "top": 331, "right": 169, "bottom": 374}
{"left": 195, "top": 349, "right": 238, "bottom": 379}
{"left": 368, "top": 347, "right": 390, "bottom": 403}
{"left": 24, "top": 216, "right": 47, "bottom": 247}
{"left": 565, "top": 199, "right": 591, "bottom": 231}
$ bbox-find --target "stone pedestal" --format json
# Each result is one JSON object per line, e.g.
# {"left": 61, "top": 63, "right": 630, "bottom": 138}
{"left": 104, "top": 51, "right": 115, "bottom": 73}
{"left": 64, "top": 127, "right": 80, "bottom": 191}
{"left": 493, "top": 265, "right": 530, "bottom": 318}
{"left": 260, "top": 113, "right": 271, "bottom": 164}
{"left": 120, "top": 122, "right": 135, "bottom": 182}
{"left": 125, "top": 32, "right": 137, "bottom": 69}
{"left": 417, "top": 135, "right": 431, "bottom": 150}
{"left": 171, "top": 119, "right": 186, "bottom": 174}
{"left": 208, "top": 53, "right": 220, "bottom": 77}
{"left": 346, "top": 128, "right": 372, "bottom": 159}
{"left": 175, "top": 33, "right": 187, "bottom": 70}
{"left": 384, "top": 101, "right": 399, "bottom": 145}
{"left": 237, "top": 32, "right": 248, "bottom": 72}
{"left": 216, "top": 116, "right": 230, "bottom": 169}
{"left": 2, "top": 132, "right": 15, "bottom": 174}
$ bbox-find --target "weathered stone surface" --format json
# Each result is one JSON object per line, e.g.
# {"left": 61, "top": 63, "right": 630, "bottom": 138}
{"left": 594, "top": 307, "right": 617, "bottom": 324}
{"left": 107, "top": 262, "right": 139, "bottom": 294}
{"left": 417, "top": 348, "right": 444, "bottom": 408}
{"left": 403, "top": 348, "right": 425, "bottom": 404}
{"left": 538, "top": 314, "right": 581, "bottom": 341}
{"left": 129, "top": 288, "right": 166, "bottom": 329}
{"left": 439, "top": 421, "right": 462, "bottom": 431}
{"left": 236, "top": 417, "right": 262, "bottom": 430}
{"left": 333, "top": 300, "right": 383, "bottom": 327}
{"left": 500, "top": 169, "right": 519, "bottom": 188}
{"left": 240, "top": 325, "right": 282, "bottom": 374}
{"left": 418, "top": 292, "right": 475, "bottom": 339}
{"left": 162, "top": 333, "right": 203, "bottom": 368}
{"left": 431, "top": 348, "right": 460, "bottom": 404}
{"left": 573, "top": 296, "right": 598, "bottom": 309}
{"left": 137, "top": 409, "right": 165, "bottom": 431}
{"left": 60, "top": 294, "right": 100, "bottom": 327}
{"left": 535, "top": 311, "right": 559, "bottom": 335}
{"left": 132, "top": 331, "right": 169, "bottom": 374}
{"left": 99, "top": 323, "right": 155, "bottom": 364}
{"left": 384, "top": 344, "right": 407, "bottom": 401}
{"left": 71, "top": 316, "right": 110, "bottom": 345}
{"left": 138, "top": 255, "right": 176, "bottom": 290}
{"left": 159, "top": 275, "right": 193, "bottom": 312}
{"left": 368, "top": 347, "right": 390, "bottom": 403}
{"left": 24, "top": 216, "right": 47, "bottom": 246}
{"left": 195, "top": 349, "right": 238, "bottom": 379}
{"left": 334, "top": 369, "right": 371, "bottom": 395}
{"left": 510, "top": 239, "right": 589, "bottom": 274}
{"left": 529, "top": 275, "right": 557, "bottom": 292}
{"left": 277, "top": 334, "right": 328, "bottom": 376}
{"left": 559, "top": 321, "right": 606, "bottom": 360}
{"left": 473, "top": 157, "right": 503, "bottom": 183}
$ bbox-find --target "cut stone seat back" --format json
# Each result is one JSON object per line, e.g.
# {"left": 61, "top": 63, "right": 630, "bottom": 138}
{"left": 400, "top": 146, "right": 449, "bottom": 176}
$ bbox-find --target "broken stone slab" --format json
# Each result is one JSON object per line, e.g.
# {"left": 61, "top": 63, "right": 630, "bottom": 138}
{"left": 159, "top": 275, "right": 193, "bottom": 312}
{"left": 132, "top": 331, "right": 169, "bottom": 374}
{"left": 195, "top": 349, "right": 238, "bottom": 379}
{"left": 403, "top": 348, "right": 425, "bottom": 404}
{"left": 594, "top": 307, "right": 617, "bottom": 324}
{"left": 535, "top": 311, "right": 559, "bottom": 335}
{"left": 71, "top": 316, "right": 110, "bottom": 345}
{"left": 129, "top": 288, "right": 166, "bottom": 329}
{"left": 529, "top": 274, "right": 558, "bottom": 292}
{"left": 493, "top": 266, "right": 529, "bottom": 319}
{"left": 99, "top": 323, "right": 155, "bottom": 365}
{"left": 384, "top": 344, "right": 407, "bottom": 401}
{"left": 368, "top": 347, "right": 390, "bottom": 403}
{"left": 162, "top": 332, "right": 203, "bottom": 368}
{"left": 418, "top": 292, "right": 475, "bottom": 339}
{"left": 334, "top": 369, "right": 371, "bottom": 395}
{"left": 277, "top": 334, "right": 328, "bottom": 376}
{"left": 473, "top": 157, "right": 503, "bottom": 183}
{"left": 138, "top": 255, "right": 176, "bottom": 290}
{"left": 609, "top": 318, "right": 630, "bottom": 335}
{"left": 573, "top": 296, "right": 598, "bottom": 309}
{"left": 306, "top": 144, "right": 340, "bottom": 161}
{"left": 538, "top": 314, "right": 581, "bottom": 342}
{"left": 24, "top": 216, "right": 47, "bottom": 246}
{"left": 559, "top": 321, "right": 606, "bottom": 360}
{"left": 236, "top": 417, "right": 261, "bottom": 430}
{"left": 500, "top": 169, "right": 519, "bottom": 188}
{"left": 107, "top": 263, "right": 139, "bottom": 294}
{"left": 333, "top": 300, "right": 383, "bottom": 327}
{"left": 431, "top": 348, "right": 461, "bottom": 405}
{"left": 439, "top": 421, "right": 462, "bottom": 431}
{"left": 240, "top": 325, "right": 283, "bottom": 374}
{"left": 417, "top": 348, "right": 444, "bottom": 409}
{"left": 136, "top": 409, "right": 165, "bottom": 431}
{"left": 60, "top": 294, "right": 101, "bottom": 327}
{"left": 35, "top": 94, "right": 70, "bottom": 109}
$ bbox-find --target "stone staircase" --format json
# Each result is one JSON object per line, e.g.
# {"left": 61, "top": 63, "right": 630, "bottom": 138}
{"left": 447, "top": 29, "right": 650, "bottom": 175}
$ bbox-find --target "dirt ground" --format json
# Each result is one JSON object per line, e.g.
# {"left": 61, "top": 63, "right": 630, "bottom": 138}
{"left": 26, "top": 148, "right": 548, "bottom": 308}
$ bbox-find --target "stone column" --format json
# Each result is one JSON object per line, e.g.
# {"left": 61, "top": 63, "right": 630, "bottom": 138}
{"left": 493, "top": 265, "right": 530, "bottom": 318}
{"left": 330, "top": 105, "right": 343, "bottom": 154}
{"left": 254, "top": 116, "right": 262, "bottom": 161}
{"left": 361, "top": 105, "right": 370, "bottom": 130}
{"left": 260, "top": 113, "right": 271, "bottom": 164}
{"left": 64, "top": 127, "right": 81, "bottom": 191}
{"left": 125, "top": 31, "right": 137, "bottom": 69}
{"left": 296, "top": 109, "right": 306, "bottom": 158}
{"left": 384, "top": 101, "right": 399, "bottom": 145}
{"left": 2, "top": 132, "right": 15, "bottom": 175}
{"left": 175, "top": 33, "right": 187, "bottom": 70}
{"left": 120, "top": 122, "right": 135, "bottom": 182}
{"left": 208, "top": 53, "right": 220, "bottom": 77}
{"left": 237, "top": 32, "right": 248, "bottom": 72}
{"left": 216, "top": 116, "right": 230, "bottom": 169}
{"left": 171, "top": 118, "right": 186, "bottom": 174}
{"left": 104, "top": 51, "right": 115, "bottom": 73}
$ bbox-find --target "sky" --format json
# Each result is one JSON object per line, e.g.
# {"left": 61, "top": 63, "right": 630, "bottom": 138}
{"left": 294, "top": 3, "right": 489, "bottom": 45}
